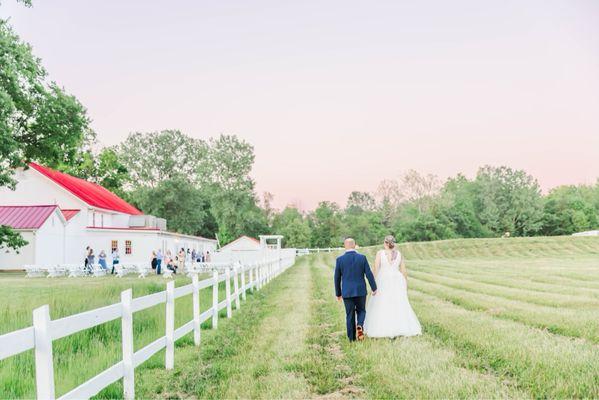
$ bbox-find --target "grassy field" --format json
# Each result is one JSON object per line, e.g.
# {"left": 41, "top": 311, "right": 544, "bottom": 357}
{"left": 1, "top": 236, "right": 599, "bottom": 398}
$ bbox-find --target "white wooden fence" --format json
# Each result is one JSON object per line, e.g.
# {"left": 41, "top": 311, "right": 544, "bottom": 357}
{"left": 296, "top": 247, "right": 344, "bottom": 256}
{"left": 0, "top": 255, "right": 295, "bottom": 400}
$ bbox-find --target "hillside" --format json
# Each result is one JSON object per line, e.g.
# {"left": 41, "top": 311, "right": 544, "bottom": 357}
{"left": 384, "top": 235, "right": 599, "bottom": 260}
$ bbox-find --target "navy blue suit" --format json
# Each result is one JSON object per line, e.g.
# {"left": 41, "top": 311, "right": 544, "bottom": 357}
{"left": 334, "top": 250, "right": 377, "bottom": 341}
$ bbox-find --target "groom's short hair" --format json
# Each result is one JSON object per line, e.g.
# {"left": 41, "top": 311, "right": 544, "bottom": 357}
{"left": 344, "top": 237, "right": 356, "bottom": 248}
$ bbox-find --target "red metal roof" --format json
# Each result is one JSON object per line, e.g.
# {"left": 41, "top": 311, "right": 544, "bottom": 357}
{"left": 0, "top": 205, "right": 59, "bottom": 229}
{"left": 29, "top": 163, "right": 142, "bottom": 215}
{"left": 60, "top": 209, "right": 80, "bottom": 221}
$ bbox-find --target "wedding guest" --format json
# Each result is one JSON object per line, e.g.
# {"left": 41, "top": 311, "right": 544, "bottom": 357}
{"left": 156, "top": 249, "right": 163, "bottom": 274}
{"left": 84, "top": 246, "right": 90, "bottom": 269}
{"left": 111, "top": 248, "right": 120, "bottom": 274}
{"left": 151, "top": 251, "right": 157, "bottom": 272}
{"left": 86, "top": 248, "right": 95, "bottom": 274}
{"left": 178, "top": 248, "right": 185, "bottom": 270}
{"left": 98, "top": 250, "right": 107, "bottom": 270}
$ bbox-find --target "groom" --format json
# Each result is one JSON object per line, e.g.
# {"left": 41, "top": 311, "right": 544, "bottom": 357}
{"left": 334, "top": 238, "right": 377, "bottom": 341}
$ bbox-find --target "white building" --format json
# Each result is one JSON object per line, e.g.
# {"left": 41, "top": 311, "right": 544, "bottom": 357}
{"left": 0, "top": 163, "right": 217, "bottom": 270}
{"left": 214, "top": 234, "right": 290, "bottom": 264}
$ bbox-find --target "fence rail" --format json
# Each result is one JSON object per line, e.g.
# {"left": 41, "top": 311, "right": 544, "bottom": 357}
{"left": 296, "top": 247, "right": 344, "bottom": 255}
{"left": 0, "top": 255, "right": 296, "bottom": 400}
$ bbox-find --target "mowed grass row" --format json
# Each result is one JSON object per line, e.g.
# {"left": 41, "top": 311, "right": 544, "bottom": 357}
{"left": 314, "top": 252, "right": 526, "bottom": 399}
{"left": 135, "top": 255, "right": 347, "bottom": 399}
{"left": 0, "top": 272, "right": 241, "bottom": 399}
{"left": 357, "top": 237, "right": 599, "bottom": 398}
{"left": 397, "top": 236, "right": 599, "bottom": 259}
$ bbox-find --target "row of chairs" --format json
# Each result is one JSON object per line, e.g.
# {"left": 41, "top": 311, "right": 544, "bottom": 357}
{"left": 24, "top": 263, "right": 151, "bottom": 279}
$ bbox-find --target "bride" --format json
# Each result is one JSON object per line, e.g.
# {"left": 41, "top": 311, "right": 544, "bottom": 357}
{"left": 364, "top": 235, "right": 422, "bottom": 338}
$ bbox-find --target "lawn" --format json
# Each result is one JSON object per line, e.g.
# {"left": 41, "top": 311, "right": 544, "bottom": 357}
{"left": 1, "top": 235, "right": 598, "bottom": 399}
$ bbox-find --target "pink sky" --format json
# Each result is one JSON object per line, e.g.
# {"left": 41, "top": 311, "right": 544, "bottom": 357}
{"left": 2, "top": 1, "right": 598, "bottom": 210}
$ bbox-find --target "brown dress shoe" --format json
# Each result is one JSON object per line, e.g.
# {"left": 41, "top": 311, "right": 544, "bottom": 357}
{"left": 357, "top": 325, "right": 365, "bottom": 341}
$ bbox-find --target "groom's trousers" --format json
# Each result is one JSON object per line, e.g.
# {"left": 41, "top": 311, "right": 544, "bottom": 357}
{"left": 343, "top": 296, "right": 366, "bottom": 341}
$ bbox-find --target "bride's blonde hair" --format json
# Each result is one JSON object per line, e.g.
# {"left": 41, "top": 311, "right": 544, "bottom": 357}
{"left": 384, "top": 235, "right": 396, "bottom": 249}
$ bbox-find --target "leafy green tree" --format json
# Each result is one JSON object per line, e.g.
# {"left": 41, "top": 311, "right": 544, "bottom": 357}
{"left": 129, "top": 177, "right": 216, "bottom": 237}
{"left": 202, "top": 135, "right": 268, "bottom": 244}
{"left": 202, "top": 134, "right": 255, "bottom": 192}
{"left": 309, "top": 201, "right": 345, "bottom": 247}
{"left": 116, "top": 130, "right": 207, "bottom": 189}
{"left": 0, "top": 17, "right": 92, "bottom": 250}
{"left": 394, "top": 204, "right": 455, "bottom": 242}
{"left": 439, "top": 175, "right": 488, "bottom": 238}
{"left": 0, "top": 20, "right": 92, "bottom": 189}
{"left": 344, "top": 211, "right": 388, "bottom": 246}
{"left": 210, "top": 190, "right": 269, "bottom": 244}
{"left": 473, "top": 166, "right": 543, "bottom": 236}
{"left": 59, "top": 147, "right": 130, "bottom": 197}
{"left": 541, "top": 184, "right": 599, "bottom": 235}
{"left": 0, "top": 226, "right": 28, "bottom": 251}
{"left": 272, "top": 207, "right": 311, "bottom": 248}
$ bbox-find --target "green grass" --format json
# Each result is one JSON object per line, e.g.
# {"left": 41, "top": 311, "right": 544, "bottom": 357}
{"left": 0, "top": 273, "right": 232, "bottom": 399}
{"left": 2, "top": 235, "right": 599, "bottom": 398}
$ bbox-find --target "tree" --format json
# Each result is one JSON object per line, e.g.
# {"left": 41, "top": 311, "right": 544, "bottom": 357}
{"left": 202, "top": 135, "right": 267, "bottom": 244}
{"left": 209, "top": 190, "right": 269, "bottom": 244}
{"left": 129, "top": 177, "right": 216, "bottom": 237}
{"left": 202, "top": 134, "right": 255, "bottom": 192}
{"left": 309, "top": 202, "right": 345, "bottom": 247}
{"left": 346, "top": 191, "right": 376, "bottom": 215}
{"left": 398, "top": 170, "right": 441, "bottom": 212}
{"left": 541, "top": 184, "right": 599, "bottom": 235}
{"left": 343, "top": 210, "right": 388, "bottom": 246}
{"left": 272, "top": 207, "right": 311, "bottom": 248}
{"left": 473, "top": 166, "right": 543, "bottom": 236}
{"left": 0, "top": 20, "right": 92, "bottom": 189}
{"left": 0, "top": 226, "right": 28, "bottom": 251}
{"left": 116, "top": 130, "right": 207, "bottom": 189}
{"left": 59, "top": 147, "right": 130, "bottom": 197}
{"left": 439, "top": 174, "right": 488, "bottom": 238}
{"left": 1, "top": 17, "right": 92, "bottom": 250}
{"left": 375, "top": 179, "right": 402, "bottom": 228}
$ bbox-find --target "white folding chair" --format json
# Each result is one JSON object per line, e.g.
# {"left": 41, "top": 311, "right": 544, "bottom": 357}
{"left": 25, "top": 265, "right": 46, "bottom": 278}
{"left": 91, "top": 263, "right": 107, "bottom": 277}
{"left": 136, "top": 263, "right": 149, "bottom": 278}
{"left": 162, "top": 268, "right": 174, "bottom": 278}
{"left": 48, "top": 264, "right": 67, "bottom": 278}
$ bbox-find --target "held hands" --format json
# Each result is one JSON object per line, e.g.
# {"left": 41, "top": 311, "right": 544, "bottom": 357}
{"left": 372, "top": 290, "right": 377, "bottom": 296}
{"left": 336, "top": 296, "right": 342, "bottom": 302}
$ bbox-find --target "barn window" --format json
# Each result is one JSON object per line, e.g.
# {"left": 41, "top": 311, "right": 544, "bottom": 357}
{"left": 125, "top": 240, "right": 132, "bottom": 255}
{"left": 111, "top": 240, "right": 118, "bottom": 252}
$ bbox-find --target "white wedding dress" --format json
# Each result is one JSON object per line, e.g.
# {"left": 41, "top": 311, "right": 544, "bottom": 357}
{"left": 364, "top": 250, "right": 422, "bottom": 337}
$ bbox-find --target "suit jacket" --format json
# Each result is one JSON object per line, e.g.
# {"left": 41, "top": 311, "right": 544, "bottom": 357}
{"left": 334, "top": 250, "right": 377, "bottom": 298}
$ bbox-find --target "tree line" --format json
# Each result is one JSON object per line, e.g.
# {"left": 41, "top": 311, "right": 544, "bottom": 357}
{"left": 274, "top": 168, "right": 599, "bottom": 248}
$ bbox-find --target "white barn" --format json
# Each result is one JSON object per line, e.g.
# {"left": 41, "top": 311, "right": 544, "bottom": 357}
{"left": 214, "top": 235, "right": 289, "bottom": 264}
{"left": 0, "top": 163, "right": 217, "bottom": 270}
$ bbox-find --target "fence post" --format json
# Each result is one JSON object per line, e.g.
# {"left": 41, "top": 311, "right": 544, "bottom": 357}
{"left": 250, "top": 264, "right": 255, "bottom": 292}
{"left": 192, "top": 274, "right": 201, "bottom": 346}
{"left": 240, "top": 263, "right": 247, "bottom": 301}
{"left": 233, "top": 263, "right": 241, "bottom": 310}
{"left": 225, "top": 267, "right": 232, "bottom": 318}
{"left": 33, "top": 305, "right": 55, "bottom": 400}
{"left": 165, "top": 280, "right": 175, "bottom": 369}
{"left": 257, "top": 264, "right": 262, "bottom": 290}
{"left": 212, "top": 269, "right": 219, "bottom": 329}
{"left": 121, "top": 289, "right": 135, "bottom": 400}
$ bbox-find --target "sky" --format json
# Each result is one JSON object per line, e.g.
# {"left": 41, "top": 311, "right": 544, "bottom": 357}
{"left": 2, "top": 0, "right": 598, "bottom": 210}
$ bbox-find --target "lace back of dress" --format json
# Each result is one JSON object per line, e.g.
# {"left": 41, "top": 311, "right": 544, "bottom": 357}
{"left": 381, "top": 249, "right": 401, "bottom": 269}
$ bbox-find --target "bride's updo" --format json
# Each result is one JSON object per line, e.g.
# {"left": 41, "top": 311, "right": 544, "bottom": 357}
{"left": 384, "top": 235, "right": 396, "bottom": 249}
